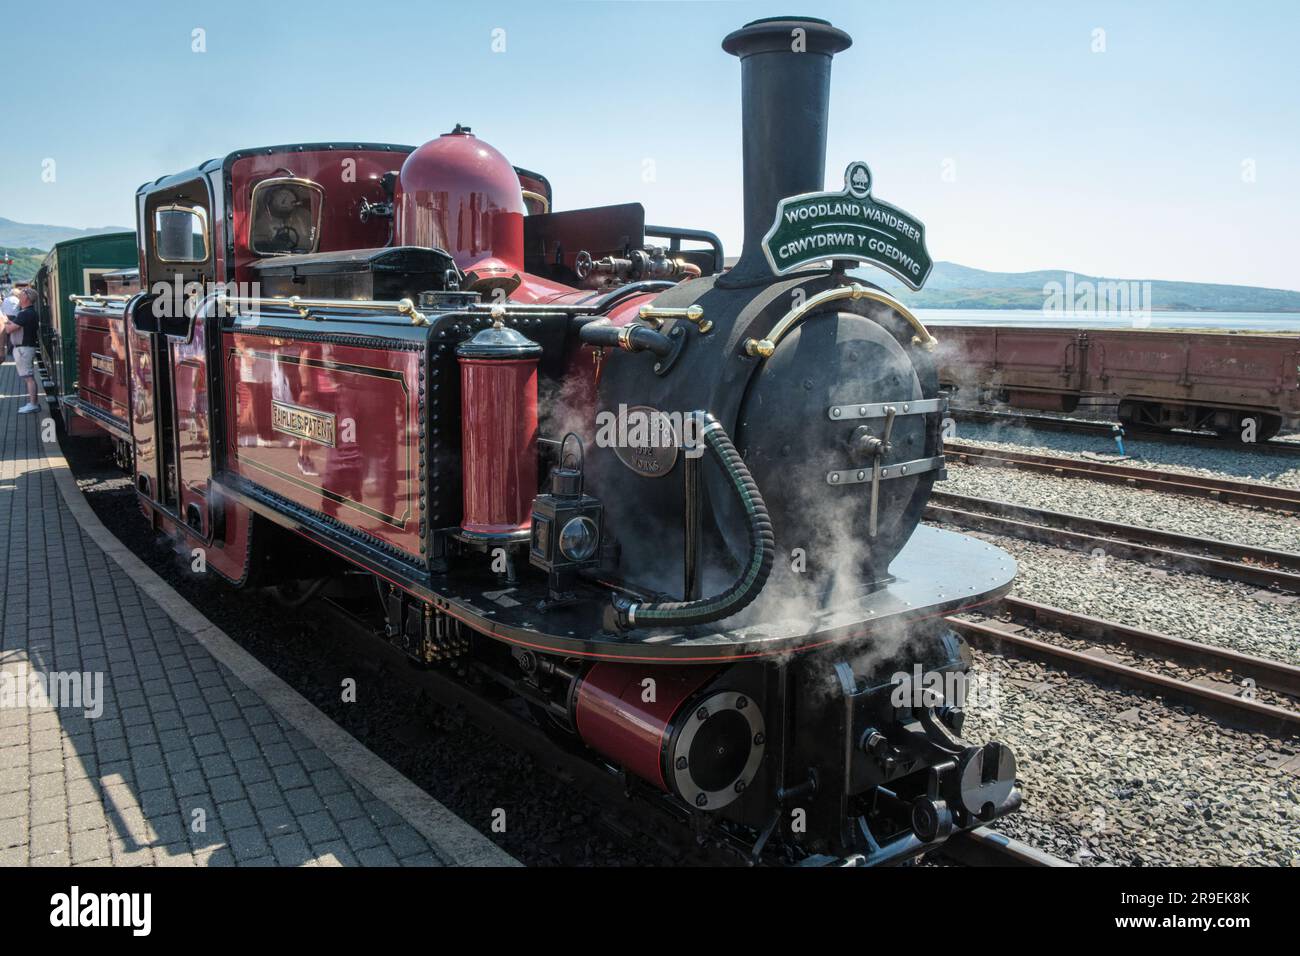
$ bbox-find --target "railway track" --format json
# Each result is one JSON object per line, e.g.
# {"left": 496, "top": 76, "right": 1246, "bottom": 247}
{"left": 936, "top": 827, "right": 1074, "bottom": 867}
{"left": 943, "top": 441, "right": 1300, "bottom": 512}
{"left": 947, "top": 597, "right": 1300, "bottom": 737}
{"left": 926, "top": 492, "right": 1300, "bottom": 592}
{"left": 950, "top": 408, "right": 1300, "bottom": 459}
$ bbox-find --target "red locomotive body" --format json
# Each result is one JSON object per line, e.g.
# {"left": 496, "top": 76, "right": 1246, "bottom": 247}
{"left": 59, "top": 269, "right": 142, "bottom": 452}
{"left": 225, "top": 332, "right": 425, "bottom": 557}
{"left": 90, "top": 16, "right": 1026, "bottom": 864}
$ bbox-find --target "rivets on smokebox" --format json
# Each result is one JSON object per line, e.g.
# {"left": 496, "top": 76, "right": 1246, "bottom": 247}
{"left": 858, "top": 406, "right": 867, "bottom": 416}
{"left": 830, "top": 473, "right": 840, "bottom": 483}
{"left": 856, "top": 471, "right": 865, "bottom": 481}
{"left": 831, "top": 407, "right": 842, "bottom": 418}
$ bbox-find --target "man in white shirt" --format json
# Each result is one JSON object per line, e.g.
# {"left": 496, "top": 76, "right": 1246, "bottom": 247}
{"left": 0, "top": 287, "right": 18, "bottom": 361}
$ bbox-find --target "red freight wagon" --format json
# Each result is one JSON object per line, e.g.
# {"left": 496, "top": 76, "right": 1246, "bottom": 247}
{"left": 936, "top": 326, "right": 1300, "bottom": 439}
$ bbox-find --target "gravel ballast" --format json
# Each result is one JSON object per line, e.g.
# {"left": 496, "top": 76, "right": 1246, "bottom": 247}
{"left": 948, "top": 417, "right": 1300, "bottom": 490}
{"left": 936, "top": 526, "right": 1300, "bottom": 666}
{"left": 960, "top": 649, "right": 1300, "bottom": 866}
{"left": 941, "top": 461, "right": 1300, "bottom": 554}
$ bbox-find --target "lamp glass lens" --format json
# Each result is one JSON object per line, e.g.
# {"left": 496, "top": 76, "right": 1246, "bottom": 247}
{"left": 558, "top": 516, "right": 598, "bottom": 562}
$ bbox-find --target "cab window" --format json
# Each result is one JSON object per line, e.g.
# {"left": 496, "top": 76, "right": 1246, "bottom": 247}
{"left": 249, "top": 177, "right": 324, "bottom": 256}
{"left": 154, "top": 204, "right": 210, "bottom": 263}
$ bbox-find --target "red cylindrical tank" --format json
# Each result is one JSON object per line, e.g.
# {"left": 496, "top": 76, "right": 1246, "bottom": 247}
{"left": 395, "top": 125, "right": 525, "bottom": 273}
{"left": 574, "top": 664, "right": 718, "bottom": 791}
{"left": 573, "top": 662, "right": 766, "bottom": 810}
{"left": 456, "top": 318, "right": 542, "bottom": 540}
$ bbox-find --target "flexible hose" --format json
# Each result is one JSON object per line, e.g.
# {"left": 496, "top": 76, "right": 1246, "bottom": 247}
{"left": 607, "top": 413, "right": 774, "bottom": 630}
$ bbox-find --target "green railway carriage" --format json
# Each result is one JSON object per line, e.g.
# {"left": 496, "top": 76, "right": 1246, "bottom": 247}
{"left": 32, "top": 231, "right": 138, "bottom": 400}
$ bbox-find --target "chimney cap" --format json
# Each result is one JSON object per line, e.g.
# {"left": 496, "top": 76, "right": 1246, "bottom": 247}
{"left": 722, "top": 16, "right": 852, "bottom": 58}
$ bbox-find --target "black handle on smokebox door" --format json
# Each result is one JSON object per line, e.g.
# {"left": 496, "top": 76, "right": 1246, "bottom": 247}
{"left": 605, "top": 413, "right": 775, "bottom": 632}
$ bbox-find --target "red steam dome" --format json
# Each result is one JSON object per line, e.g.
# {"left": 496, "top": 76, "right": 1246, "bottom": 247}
{"left": 395, "top": 125, "right": 525, "bottom": 273}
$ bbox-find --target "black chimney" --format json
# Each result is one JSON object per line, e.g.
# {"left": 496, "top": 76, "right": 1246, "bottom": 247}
{"left": 720, "top": 16, "right": 852, "bottom": 286}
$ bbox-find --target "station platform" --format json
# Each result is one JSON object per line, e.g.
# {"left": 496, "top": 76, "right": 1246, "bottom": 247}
{"left": 0, "top": 361, "right": 516, "bottom": 867}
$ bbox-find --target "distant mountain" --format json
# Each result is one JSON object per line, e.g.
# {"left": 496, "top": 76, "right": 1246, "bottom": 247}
{"left": 0, "top": 217, "right": 132, "bottom": 252}
{"left": 859, "top": 262, "right": 1300, "bottom": 313}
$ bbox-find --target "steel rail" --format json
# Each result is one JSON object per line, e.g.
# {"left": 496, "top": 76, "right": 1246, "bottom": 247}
{"left": 938, "top": 827, "right": 1074, "bottom": 867}
{"left": 948, "top": 616, "right": 1300, "bottom": 736}
{"left": 943, "top": 441, "right": 1300, "bottom": 512}
{"left": 949, "top": 408, "right": 1300, "bottom": 459}
{"left": 931, "top": 490, "right": 1300, "bottom": 572}
{"left": 997, "top": 596, "right": 1300, "bottom": 698}
{"left": 925, "top": 496, "right": 1300, "bottom": 592}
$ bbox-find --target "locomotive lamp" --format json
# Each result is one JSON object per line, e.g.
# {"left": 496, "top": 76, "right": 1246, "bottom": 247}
{"left": 529, "top": 434, "right": 602, "bottom": 598}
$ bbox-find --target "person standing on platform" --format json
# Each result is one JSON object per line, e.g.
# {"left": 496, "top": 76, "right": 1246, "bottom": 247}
{"left": 4, "top": 287, "right": 42, "bottom": 413}
{"left": 0, "top": 286, "right": 19, "bottom": 362}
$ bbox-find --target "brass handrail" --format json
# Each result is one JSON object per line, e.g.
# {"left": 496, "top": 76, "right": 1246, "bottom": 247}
{"left": 69, "top": 294, "right": 131, "bottom": 305}
{"left": 521, "top": 189, "right": 550, "bottom": 214}
{"left": 217, "top": 293, "right": 427, "bottom": 326}
{"left": 742, "top": 283, "right": 936, "bottom": 358}
{"left": 638, "top": 303, "right": 711, "bottom": 333}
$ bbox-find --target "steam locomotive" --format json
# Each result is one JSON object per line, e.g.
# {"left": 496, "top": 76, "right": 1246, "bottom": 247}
{"left": 68, "top": 15, "right": 1020, "bottom": 864}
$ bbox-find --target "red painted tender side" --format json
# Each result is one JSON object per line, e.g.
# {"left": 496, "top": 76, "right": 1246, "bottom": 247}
{"left": 224, "top": 333, "right": 424, "bottom": 561}
{"left": 74, "top": 308, "right": 130, "bottom": 436}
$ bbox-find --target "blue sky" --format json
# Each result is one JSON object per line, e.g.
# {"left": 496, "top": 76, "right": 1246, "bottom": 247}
{"left": 4, "top": 0, "right": 1297, "bottom": 289}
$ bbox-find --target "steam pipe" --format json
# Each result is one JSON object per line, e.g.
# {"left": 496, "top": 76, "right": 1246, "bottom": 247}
{"left": 577, "top": 320, "right": 675, "bottom": 358}
{"left": 606, "top": 414, "right": 774, "bottom": 631}
{"left": 719, "top": 16, "right": 851, "bottom": 287}
{"left": 577, "top": 280, "right": 678, "bottom": 313}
